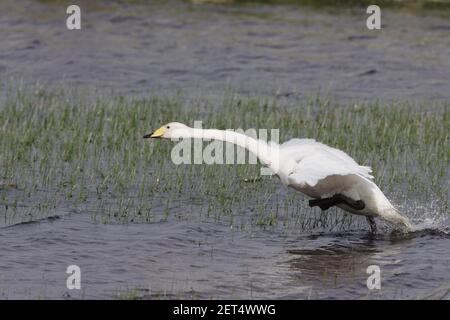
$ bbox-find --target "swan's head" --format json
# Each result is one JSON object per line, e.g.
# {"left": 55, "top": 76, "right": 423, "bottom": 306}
{"left": 143, "top": 122, "right": 190, "bottom": 139}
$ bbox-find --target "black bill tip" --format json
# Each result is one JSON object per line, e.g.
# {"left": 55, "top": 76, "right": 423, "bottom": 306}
{"left": 143, "top": 132, "right": 153, "bottom": 139}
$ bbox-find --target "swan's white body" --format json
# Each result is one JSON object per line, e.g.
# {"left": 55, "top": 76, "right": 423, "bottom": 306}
{"left": 145, "top": 122, "right": 411, "bottom": 230}
{"left": 277, "top": 139, "right": 410, "bottom": 228}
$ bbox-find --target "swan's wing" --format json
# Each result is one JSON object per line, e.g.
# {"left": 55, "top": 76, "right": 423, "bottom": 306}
{"left": 288, "top": 154, "right": 373, "bottom": 187}
{"left": 282, "top": 139, "right": 366, "bottom": 167}
{"left": 283, "top": 140, "right": 373, "bottom": 187}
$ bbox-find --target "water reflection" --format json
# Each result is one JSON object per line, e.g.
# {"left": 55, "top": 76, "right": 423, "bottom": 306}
{"left": 285, "top": 237, "right": 379, "bottom": 291}
{"left": 279, "top": 229, "right": 450, "bottom": 299}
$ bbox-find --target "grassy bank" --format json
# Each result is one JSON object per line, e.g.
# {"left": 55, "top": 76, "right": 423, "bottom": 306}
{"left": 0, "top": 89, "right": 448, "bottom": 230}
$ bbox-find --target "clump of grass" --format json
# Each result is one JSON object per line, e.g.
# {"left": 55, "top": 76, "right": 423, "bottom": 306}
{"left": 0, "top": 88, "right": 448, "bottom": 230}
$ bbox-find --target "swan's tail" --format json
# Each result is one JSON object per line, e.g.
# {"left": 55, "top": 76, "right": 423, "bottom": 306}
{"left": 380, "top": 207, "right": 412, "bottom": 231}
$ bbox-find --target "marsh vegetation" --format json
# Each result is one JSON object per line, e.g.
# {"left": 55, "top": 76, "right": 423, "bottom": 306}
{"left": 1, "top": 89, "right": 448, "bottom": 231}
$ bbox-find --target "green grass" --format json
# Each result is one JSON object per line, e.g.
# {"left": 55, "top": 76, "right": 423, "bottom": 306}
{"left": 0, "top": 88, "right": 448, "bottom": 230}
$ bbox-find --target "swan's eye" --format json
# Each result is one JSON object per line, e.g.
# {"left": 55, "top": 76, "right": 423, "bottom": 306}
{"left": 166, "top": 126, "right": 170, "bottom": 129}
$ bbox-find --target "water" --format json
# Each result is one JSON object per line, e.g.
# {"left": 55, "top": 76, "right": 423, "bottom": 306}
{"left": 1, "top": 209, "right": 449, "bottom": 299}
{"left": 0, "top": 0, "right": 449, "bottom": 299}
{"left": 1, "top": 0, "right": 449, "bottom": 101}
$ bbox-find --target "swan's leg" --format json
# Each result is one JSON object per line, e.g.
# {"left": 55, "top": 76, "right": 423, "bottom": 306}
{"left": 366, "top": 216, "right": 377, "bottom": 233}
{"left": 309, "top": 194, "right": 365, "bottom": 211}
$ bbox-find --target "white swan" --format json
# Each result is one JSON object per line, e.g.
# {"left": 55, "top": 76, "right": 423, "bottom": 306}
{"left": 144, "top": 122, "right": 412, "bottom": 232}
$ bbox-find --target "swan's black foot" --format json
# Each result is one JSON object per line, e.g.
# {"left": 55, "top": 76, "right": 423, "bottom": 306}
{"left": 309, "top": 194, "right": 365, "bottom": 211}
{"left": 308, "top": 197, "right": 338, "bottom": 211}
{"left": 366, "top": 216, "right": 377, "bottom": 233}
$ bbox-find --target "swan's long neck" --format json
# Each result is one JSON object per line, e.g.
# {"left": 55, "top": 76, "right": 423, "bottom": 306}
{"left": 183, "top": 128, "right": 275, "bottom": 167}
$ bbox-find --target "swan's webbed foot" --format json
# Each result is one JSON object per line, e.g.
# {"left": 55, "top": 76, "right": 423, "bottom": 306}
{"left": 308, "top": 194, "right": 366, "bottom": 211}
{"left": 366, "top": 216, "right": 377, "bottom": 233}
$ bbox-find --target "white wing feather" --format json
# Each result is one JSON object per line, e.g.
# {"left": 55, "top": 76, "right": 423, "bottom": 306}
{"left": 281, "top": 139, "right": 373, "bottom": 187}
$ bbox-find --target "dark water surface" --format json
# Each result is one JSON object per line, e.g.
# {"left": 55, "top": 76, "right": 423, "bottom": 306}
{"left": 0, "top": 181, "right": 449, "bottom": 299}
{"left": 1, "top": 208, "right": 449, "bottom": 299}
{"left": 0, "top": 0, "right": 449, "bottom": 299}
{"left": 1, "top": 0, "right": 449, "bottom": 101}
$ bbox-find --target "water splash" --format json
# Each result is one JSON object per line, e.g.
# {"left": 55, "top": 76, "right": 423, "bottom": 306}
{"left": 396, "top": 197, "right": 449, "bottom": 234}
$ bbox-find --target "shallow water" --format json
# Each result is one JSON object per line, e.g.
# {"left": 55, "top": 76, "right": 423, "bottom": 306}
{"left": 0, "top": 207, "right": 449, "bottom": 299}
{"left": 0, "top": 178, "right": 449, "bottom": 299}
{"left": 0, "top": 0, "right": 449, "bottom": 299}
{"left": 1, "top": 0, "right": 449, "bottom": 101}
